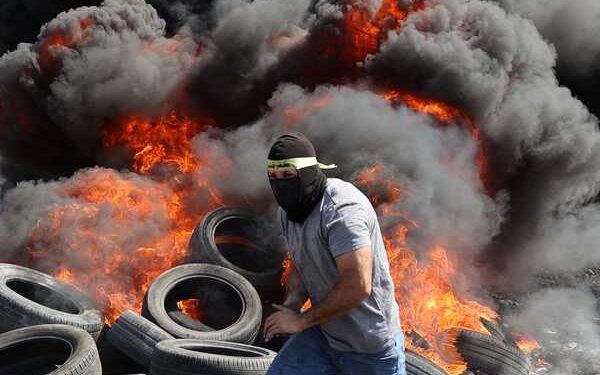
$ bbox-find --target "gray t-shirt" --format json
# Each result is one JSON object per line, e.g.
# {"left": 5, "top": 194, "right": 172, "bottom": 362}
{"left": 279, "top": 178, "right": 402, "bottom": 353}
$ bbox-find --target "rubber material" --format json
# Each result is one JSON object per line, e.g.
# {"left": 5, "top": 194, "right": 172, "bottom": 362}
{"left": 142, "top": 263, "right": 262, "bottom": 344}
{"left": 151, "top": 339, "right": 276, "bottom": 375}
{"left": 189, "top": 207, "right": 285, "bottom": 300}
{"left": 405, "top": 350, "right": 449, "bottom": 375}
{"left": 456, "top": 330, "right": 533, "bottom": 375}
{"left": 0, "top": 324, "right": 102, "bottom": 375}
{"left": 107, "top": 310, "right": 174, "bottom": 369}
{"left": 0, "top": 264, "right": 104, "bottom": 339}
{"left": 480, "top": 317, "right": 506, "bottom": 342}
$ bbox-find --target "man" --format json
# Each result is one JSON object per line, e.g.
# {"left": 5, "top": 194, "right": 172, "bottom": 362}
{"left": 264, "top": 132, "right": 406, "bottom": 375}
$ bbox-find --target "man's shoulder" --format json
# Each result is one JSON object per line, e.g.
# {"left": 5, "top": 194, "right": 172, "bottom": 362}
{"left": 323, "top": 178, "right": 372, "bottom": 210}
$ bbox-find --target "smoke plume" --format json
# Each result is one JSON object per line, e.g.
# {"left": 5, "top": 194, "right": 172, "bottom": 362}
{"left": 0, "top": 0, "right": 599, "bottom": 370}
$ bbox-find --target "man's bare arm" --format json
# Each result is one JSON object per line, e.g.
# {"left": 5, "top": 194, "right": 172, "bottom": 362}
{"left": 298, "top": 246, "right": 372, "bottom": 328}
{"left": 283, "top": 262, "right": 308, "bottom": 312}
{"left": 263, "top": 246, "right": 372, "bottom": 341}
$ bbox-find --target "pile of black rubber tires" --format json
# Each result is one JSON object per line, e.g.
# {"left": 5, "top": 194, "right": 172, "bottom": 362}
{"left": 0, "top": 207, "right": 537, "bottom": 375}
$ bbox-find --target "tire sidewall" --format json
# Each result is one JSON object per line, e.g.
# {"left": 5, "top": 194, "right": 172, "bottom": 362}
{"left": 189, "top": 208, "right": 284, "bottom": 294}
{"left": 0, "top": 324, "right": 101, "bottom": 375}
{"left": 0, "top": 264, "right": 103, "bottom": 335}
{"left": 145, "top": 264, "right": 261, "bottom": 344}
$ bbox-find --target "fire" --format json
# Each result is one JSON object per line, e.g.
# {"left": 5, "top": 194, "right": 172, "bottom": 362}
{"left": 514, "top": 335, "right": 542, "bottom": 354}
{"left": 25, "top": 110, "right": 225, "bottom": 325}
{"left": 104, "top": 110, "right": 204, "bottom": 174}
{"left": 356, "top": 164, "right": 498, "bottom": 374}
{"left": 177, "top": 299, "right": 203, "bottom": 321}
{"left": 389, "top": 234, "right": 498, "bottom": 374}
{"left": 344, "top": 0, "right": 426, "bottom": 62}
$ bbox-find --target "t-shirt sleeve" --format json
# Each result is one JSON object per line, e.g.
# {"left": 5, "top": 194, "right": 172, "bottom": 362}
{"left": 325, "top": 200, "right": 372, "bottom": 258}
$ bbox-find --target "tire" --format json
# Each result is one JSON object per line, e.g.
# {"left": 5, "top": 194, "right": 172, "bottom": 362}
{"left": 107, "top": 310, "right": 174, "bottom": 369}
{"left": 405, "top": 350, "right": 449, "bottom": 375}
{"left": 189, "top": 207, "right": 285, "bottom": 301}
{"left": 0, "top": 324, "right": 101, "bottom": 375}
{"left": 151, "top": 339, "right": 276, "bottom": 375}
{"left": 480, "top": 317, "right": 506, "bottom": 342}
{"left": 142, "top": 264, "right": 262, "bottom": 344}
{"left": 456, "top": 330, "right": 533, "bottom": 375}
{"left": 0, "top": 264, "right": 104, "bottom": 339}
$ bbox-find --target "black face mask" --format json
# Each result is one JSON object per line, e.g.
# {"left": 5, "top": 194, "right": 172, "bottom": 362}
{"left": 269, "top": 165, "right": 327, "bottom": 222}
{"left": 270, "top": 178, "right": 301, "bottom": 213}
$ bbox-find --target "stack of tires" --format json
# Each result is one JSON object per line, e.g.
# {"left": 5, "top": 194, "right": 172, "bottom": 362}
{"left": 107, "top": 207, "right": 283, "bottom": 375}
{"left": 0, "top": 263, "right": 104, "bottom": 374}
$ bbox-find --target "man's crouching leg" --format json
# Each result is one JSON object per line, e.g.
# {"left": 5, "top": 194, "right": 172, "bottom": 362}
{"left": 266, "top": 327, "right": 338, "bottom": 375}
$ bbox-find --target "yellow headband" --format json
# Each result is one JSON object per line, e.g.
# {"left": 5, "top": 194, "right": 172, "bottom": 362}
{"left": 267, "top": 157, "right": 337, "bottom": 170}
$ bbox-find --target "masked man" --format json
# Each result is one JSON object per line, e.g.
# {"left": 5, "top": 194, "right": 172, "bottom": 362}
{"left": 264, "top": 133, "right": 406, "bottom": 375}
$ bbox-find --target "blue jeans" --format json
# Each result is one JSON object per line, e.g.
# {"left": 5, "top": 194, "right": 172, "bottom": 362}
{"left": 266, "top": 327, "right": 406, "bottom": 375}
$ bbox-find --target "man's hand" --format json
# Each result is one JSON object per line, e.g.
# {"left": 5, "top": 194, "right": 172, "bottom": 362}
{"left": 263, "top": 304, "right": 307, "bottom": 342}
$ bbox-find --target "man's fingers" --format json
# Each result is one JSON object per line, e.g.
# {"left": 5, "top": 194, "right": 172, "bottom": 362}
{"left": 263, "top": 313, "right": 280, "bottom": 340}
{"left": 265, "top": 323, "right": 281, "bottom": 342}
{"left": 265, "top": 323, "right": 278, "bottom": 342}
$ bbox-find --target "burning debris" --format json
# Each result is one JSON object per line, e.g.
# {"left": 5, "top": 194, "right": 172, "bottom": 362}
{"left": 0, "top": 0, "right": 598, "bottom": 374}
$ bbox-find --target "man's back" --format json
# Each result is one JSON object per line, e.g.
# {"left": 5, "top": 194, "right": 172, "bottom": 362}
{"left": 280, "top": 178, "right": 402, "bottom": 354}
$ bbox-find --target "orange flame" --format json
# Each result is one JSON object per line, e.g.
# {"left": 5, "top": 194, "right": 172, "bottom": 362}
{"left": 177, "top": 298, "right": 203, "bottom": 321}
{"left": 344, "top": 0, "right": 425, "bottom": 62}
{"left": 514, "top": 335, "right": 542, "bottom": 354}
{"left": 356, "top": 164, "right": 498, "bottom": 374}
{"left": 27, "top": 110, "right": 225, "bottom": 325}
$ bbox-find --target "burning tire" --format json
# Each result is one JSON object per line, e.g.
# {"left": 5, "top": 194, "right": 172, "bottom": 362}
{"left": 142, "top": 263, "right": 262, "bottom": 344}
{"left": 107, "top": 310, "right": 174, "bottom": 369}
{"left": 405, "top": 350, "right": 449, "bottom": 375}
{"left": 150, "top": 339, "right": 276, "bottom": 375}
{"left": 456, "top": 330, "right": 534, "bottom": 375}
{"left": 189, "top": 207, "right": 285, "bottom": 300}
{"left": 0, "top": 324, "right": 101, "bottom": 375}
{"left": 0, "top": 264, "right": 104, "bottom": 339}
{"left": 480, "top": 317, "right": 506, "bottom": 342}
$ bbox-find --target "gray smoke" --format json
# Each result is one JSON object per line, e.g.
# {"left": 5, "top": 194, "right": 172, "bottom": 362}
{"left": 0, "top": 0, "right": 197, "bottom": 159}
{"left": 506, "top": 288, "right": 600, "bottom": 374}
{"left": 364, "top": 0, "right": 600, "bottom": 283}
{"left": 184, "top": 0, "right": 312, "bottom": 124}
{"left": 492, "top": 0, "right": 600, "bottom": 118}
{"left": 494, "top": 0, "right": 600, "bottom": 78}
{"left": 196, "top": 83, "right": 501, "bottom": 255}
